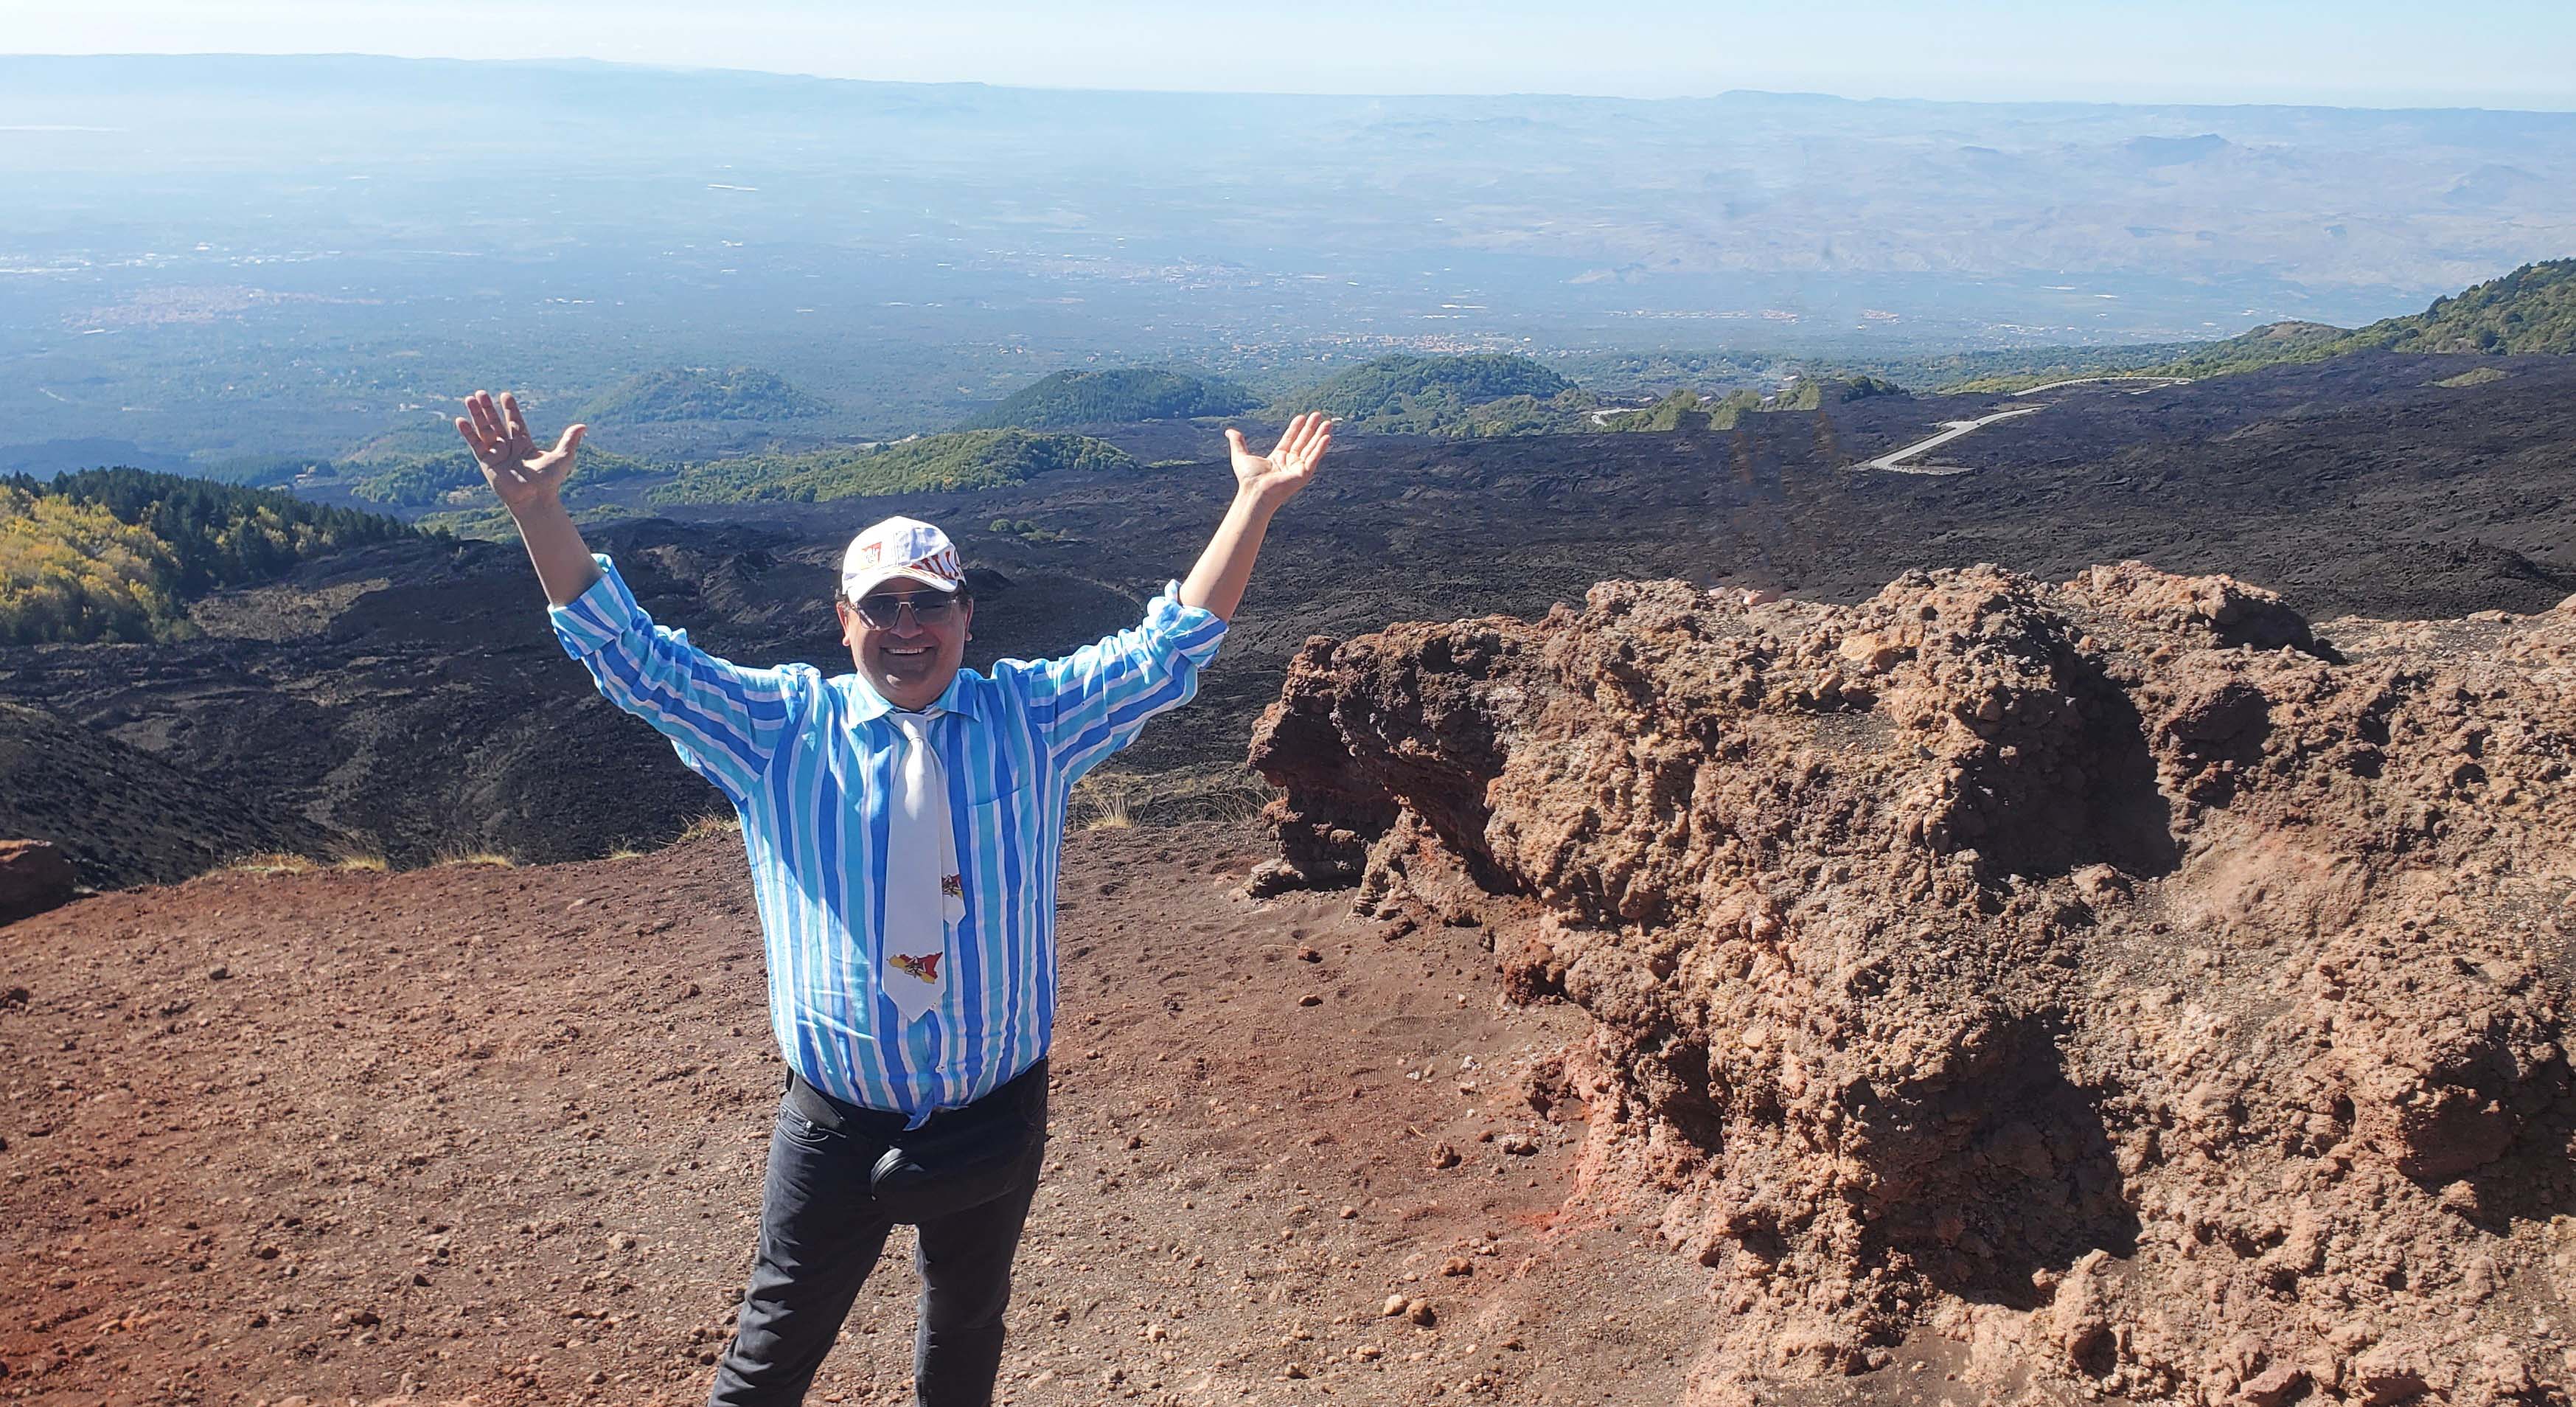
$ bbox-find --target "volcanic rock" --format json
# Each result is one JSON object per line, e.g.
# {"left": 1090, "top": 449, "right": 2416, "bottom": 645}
{"left": 1248, "top": 560, "right": 2576, "bottom": 1403}
{"left": 0, "top": 838, "right": 75, "bottom": 922}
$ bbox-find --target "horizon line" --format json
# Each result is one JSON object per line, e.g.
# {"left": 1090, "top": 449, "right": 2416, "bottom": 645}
{"left": 7, "top": 49, "right": 2576, "bottom": 117}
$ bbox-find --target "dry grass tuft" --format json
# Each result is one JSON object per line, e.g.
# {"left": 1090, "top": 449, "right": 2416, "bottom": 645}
{"left": 213, "top": 849, "right": 387, "bottom": 879}
{"left": 1069, "top": 766, "right": 1277, "bottom": 832}
{"left": 429, "top": 850, "right": 518, "bottom": 869}
{"left": 677, "top": 812, "right": 744, "bottom": 844}
{"left": 223, "top": 852, "right": 320, "bottom": 876}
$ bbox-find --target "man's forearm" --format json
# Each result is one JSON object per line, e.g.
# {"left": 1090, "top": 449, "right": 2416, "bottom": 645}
{"left": 512, "top": 496, "right": 603, "bottom": 608}
{"left": 1177, "top": 489, "right": 1284, "bottom": 622}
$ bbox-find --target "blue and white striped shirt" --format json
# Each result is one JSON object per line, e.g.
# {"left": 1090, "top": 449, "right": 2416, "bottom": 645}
{"left": 548, "top": 553, "right": 1228, "bottom": 1121}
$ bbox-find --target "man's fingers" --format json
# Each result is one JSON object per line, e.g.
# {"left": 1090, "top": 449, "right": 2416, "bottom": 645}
{"left": 1286, "top": 411, "right": 1323, "bottom": 462}
{"left": 499, "top": 391, "right": 529, "bottom": 441}
{"left": 1270, "top": 412, "right": 1307, "bottom": 462}
{"left": 549, "top": 423, "right": 587, "bottom": 462}
{"left": 1224, "top": 426, "right": 1248, "bottom": 454}
{"left": 466, "top": 391, "right": 505, "bottom": 443}
{"left": 1296, "top": 411, "right": 1326, "bottom": 459}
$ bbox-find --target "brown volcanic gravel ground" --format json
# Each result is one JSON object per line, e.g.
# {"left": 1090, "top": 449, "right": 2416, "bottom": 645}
{"left": 0, "top": 826, "right": 1741, "bottom": 1406}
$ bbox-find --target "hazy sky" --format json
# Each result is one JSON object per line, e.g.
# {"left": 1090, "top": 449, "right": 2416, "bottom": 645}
{"left": 13, "top": 0, "right": 2576, "bottom": 109}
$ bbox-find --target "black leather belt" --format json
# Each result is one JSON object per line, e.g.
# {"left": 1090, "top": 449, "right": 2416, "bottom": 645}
{"left": 784, "top": 1057, "right": 1048, "bottom": 1137}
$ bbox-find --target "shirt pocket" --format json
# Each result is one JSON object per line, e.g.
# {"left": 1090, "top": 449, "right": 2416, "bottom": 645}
{"left": 959, "top": 780, "right": 1041, "bottom": 875}
{"left": 965, "top": 754, "right": 1042, "bottom": 808}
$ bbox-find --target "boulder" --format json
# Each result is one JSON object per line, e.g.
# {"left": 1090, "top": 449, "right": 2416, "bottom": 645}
{"left": 0, "top": 839, "right": 76, "bottom": 923}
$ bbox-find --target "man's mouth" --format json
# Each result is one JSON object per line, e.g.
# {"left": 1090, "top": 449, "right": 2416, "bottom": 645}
{"left": 879, "top": 644, "right": 936, "bottom": 673}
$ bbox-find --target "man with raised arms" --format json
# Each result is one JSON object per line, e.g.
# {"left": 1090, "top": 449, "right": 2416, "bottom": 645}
{"left": 455, "top": 390, "right": 1334, "bottom": 1406}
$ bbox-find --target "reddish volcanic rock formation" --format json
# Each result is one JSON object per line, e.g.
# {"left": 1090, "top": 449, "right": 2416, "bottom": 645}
{"left": 1247, "top": 562, "right": 2576, "bottom": 1404}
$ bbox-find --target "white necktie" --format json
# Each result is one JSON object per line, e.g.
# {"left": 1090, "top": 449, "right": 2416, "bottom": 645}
{"left": 883, "top": 712, "right": 961, "bottom": 1024}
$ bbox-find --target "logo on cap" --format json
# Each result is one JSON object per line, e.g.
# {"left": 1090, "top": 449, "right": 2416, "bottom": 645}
{"left": 842, "top": 516, "right": 964, "bottom": 600}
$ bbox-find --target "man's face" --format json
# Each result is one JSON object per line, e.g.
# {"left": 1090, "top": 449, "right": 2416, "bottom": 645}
{"left": 838, "top": 580, "right": 973, "bottom": 711}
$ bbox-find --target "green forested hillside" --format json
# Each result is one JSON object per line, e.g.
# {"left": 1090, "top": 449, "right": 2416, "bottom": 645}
{"left": 1773, "top": 374, "right": 1907, "bottom": 409}
{"left": 2344, "top": 260, "right": 2576, "bottom": 354}
{"left": 961, "top": 368, "right": 1258, "bottom": 429}
{"left": 1597, "top": 375, "right": 1901, "bottom": 432}
{"left": 582, "top": 366, "right": 831, "bottom": 423}
{"left": 348, "top": 446, "right": 658, "bottom": 507}
{"left": 0, "top": 469, "right": 416, "bottom": 644}
{"left": 652, "top": 430, "right": 1138, "bottom": 504}
{"left": 1282, "top": 355, "right": 1595, "bottom": 437}
{"left": 2146, "top": 320, "right": 2356, "bottom": 380}
{"left": 1601, "top": 389, "right": 1762, "bottom": 432}
{"left": 2141, "top": 260, "right": 2576, "bottom": 381}
{"left": 1300, "top": 355, "right": 1574, "bottom": 421}
{"left": 193, "top": 454, "right": 336, "bottom": 489}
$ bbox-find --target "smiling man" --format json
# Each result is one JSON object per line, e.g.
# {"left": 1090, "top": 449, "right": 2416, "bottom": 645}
{"left": 454, "top": 390, "right": 1333, "bottom": 1406}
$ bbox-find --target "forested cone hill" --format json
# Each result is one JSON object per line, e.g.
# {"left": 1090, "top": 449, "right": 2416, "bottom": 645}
{"left": 650, "top": 429, "right": 1139, "bottom": 505}
{"left": 1292, "top": 354, "right": 1590, "bottom": 437}
{"left": 579, "top": 366, "right": 832, "bottom": 423}
{"left": 958, "top": 367, "right": 1258, "bottom": 431}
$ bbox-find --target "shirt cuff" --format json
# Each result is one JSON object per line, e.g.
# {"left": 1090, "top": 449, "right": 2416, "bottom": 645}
{"left": 1146, "top": 580, "right": 1228, "bottom": 654}
{"left": 547, "top": 554, "right": 643, "bottom": 659}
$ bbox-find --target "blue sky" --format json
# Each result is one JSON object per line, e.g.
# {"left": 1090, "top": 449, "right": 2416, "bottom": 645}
{"left": 14, "top": 1, "right": 2576, "bottom": 108}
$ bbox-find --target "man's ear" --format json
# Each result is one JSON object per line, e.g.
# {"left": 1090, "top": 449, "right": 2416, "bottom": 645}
{"left": 834, "top": 598, "right": 860, "bottom": 645}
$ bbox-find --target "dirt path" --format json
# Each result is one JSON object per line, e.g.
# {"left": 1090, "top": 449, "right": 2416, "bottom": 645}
{"left": 0, "top": 825, "right": 1716, "bottom": 1406}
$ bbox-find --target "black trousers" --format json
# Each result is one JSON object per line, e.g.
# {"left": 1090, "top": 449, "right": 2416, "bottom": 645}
{"left": 708, "top": 1065, "right": 1047, "bottom": 1407}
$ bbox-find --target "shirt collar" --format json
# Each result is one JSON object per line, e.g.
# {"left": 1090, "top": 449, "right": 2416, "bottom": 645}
{"left": 843, "top": 668, "right": 982, "bottom": 726}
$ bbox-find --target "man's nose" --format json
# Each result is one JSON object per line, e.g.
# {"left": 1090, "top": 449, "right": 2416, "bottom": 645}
{"left": 886, "top": 604, "right": 926, "bottom": 636}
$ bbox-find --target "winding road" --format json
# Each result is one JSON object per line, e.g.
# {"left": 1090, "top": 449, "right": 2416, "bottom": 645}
{"left": 1861, "top": 375, "right": 2190, "bottom": 475}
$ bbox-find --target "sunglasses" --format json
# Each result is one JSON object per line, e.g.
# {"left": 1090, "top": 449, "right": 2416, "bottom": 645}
{"left": 852, "top": 591, "right": 964, "bottom": 628}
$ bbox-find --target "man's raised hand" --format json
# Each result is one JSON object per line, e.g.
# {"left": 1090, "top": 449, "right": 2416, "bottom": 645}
{"left": 1224, "top": 412, "right": 1335, "bottom": 509}
{"left": 456, "top": 390, "right": 585, "bottom": 512}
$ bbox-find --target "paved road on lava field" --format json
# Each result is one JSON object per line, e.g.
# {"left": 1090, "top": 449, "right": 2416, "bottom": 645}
{"left": 1861, "top": 375, "right": 2190, "bottom": 474}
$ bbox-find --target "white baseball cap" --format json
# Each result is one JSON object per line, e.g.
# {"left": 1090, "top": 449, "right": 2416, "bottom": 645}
{"left": 840, "top": 516, "right": 965, "bottom": 602}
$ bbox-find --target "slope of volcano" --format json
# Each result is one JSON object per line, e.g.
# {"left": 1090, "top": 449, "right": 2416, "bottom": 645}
{"left": 3, "top": 351, "right": 2573, "bottom": 880}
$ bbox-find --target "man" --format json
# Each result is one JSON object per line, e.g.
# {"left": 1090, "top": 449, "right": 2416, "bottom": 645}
{"left": 453, "top": 389, "right": 1334, "bottom": 1406}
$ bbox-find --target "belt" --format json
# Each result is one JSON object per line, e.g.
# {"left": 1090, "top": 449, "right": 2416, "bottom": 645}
{"left": 784, "top": 1057, "right": 1048, "bottom": 1137}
